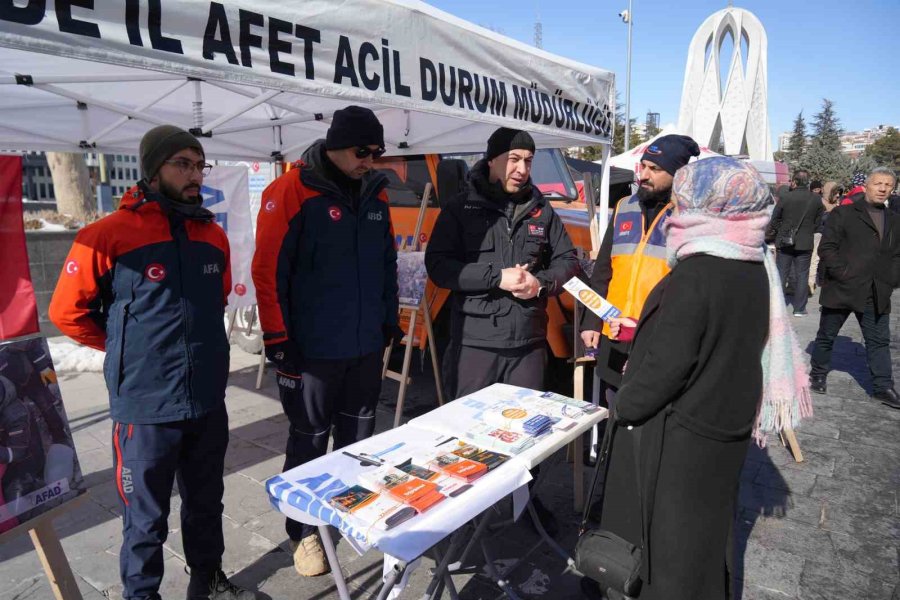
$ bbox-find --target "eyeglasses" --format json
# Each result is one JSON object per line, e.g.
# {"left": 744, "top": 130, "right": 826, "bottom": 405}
{"left": 354, "top": 146, "right": 386, "bottom": 159}
{"left": 164, "top": 159, "right": 213, "bottom": 176}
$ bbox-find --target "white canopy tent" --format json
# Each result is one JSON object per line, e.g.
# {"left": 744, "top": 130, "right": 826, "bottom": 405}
{"left": 0, "top": 0, "right": 615, "bottom": 161}
{"left": 600, "top": 126, "right": 722, "bottom": 180}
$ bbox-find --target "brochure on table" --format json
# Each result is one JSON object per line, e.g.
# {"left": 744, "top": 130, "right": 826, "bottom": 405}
{"left": 266, "top": 424, "right": 532, "bottom": 562}
{"left": 408, "top": 383, "right": 609, "bottom": 469}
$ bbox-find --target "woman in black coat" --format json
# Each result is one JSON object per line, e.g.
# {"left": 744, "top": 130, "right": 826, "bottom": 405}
{"left": 597, "top": 157, "right": 811, "bottom": 599}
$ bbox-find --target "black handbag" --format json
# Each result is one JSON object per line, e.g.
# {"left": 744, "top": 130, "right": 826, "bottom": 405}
{"left": 574, "top": 419, "right": 643, "bottom": 598}
{"left": 776, "top": 209, "right": 806, "bottom": 248}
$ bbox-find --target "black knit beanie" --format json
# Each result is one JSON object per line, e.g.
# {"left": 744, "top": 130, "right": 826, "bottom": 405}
{"left": 325, "top": 106, "right": 384, "bottom": 150}
{"left": 140, "top": 125, "right": 204, "bottom": 180}
{"left": 641, "top": 134, "right": 701, "bottom": 176}
{"left": 486, "top": 128, "right": 536, "bottom": 161}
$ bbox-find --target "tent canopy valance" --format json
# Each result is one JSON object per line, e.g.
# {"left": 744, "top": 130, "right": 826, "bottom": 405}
{"left": 0, "top": 0, "right": 615, "bottom": 161}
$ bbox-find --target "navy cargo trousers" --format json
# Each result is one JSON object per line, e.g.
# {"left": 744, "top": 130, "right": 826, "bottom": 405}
{"left": 277, "top": 352, "right": 382, "bottom": 541}
{"left": 112, "top": 407, "right": 229, "bottom": 600}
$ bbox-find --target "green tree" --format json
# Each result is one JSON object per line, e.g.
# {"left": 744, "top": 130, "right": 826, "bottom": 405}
{"left": 786, "top": 111, "right": 807, "bottom": 168}
{"left": 800, "top": 99, "right": 848, "bottom": 181}
{"left": 810, "top": 99, "right": 843, "bottom": 152}
{"left": 577, "top": 93, "right": 640, "bottom": 159}
{"left": 865, "top": 127, "right": 900, "bottom": 170}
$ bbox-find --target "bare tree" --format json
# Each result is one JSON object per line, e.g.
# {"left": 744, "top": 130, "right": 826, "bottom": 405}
{"left": 46, "top": 152, "right": 93, "bottom": 221}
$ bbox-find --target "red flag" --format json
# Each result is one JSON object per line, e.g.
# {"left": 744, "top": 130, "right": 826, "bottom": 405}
{"left": 0, "top": 155, "right": 39, "bottom": 339}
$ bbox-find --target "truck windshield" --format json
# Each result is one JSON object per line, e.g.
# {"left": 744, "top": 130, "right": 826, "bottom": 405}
{"left": 441, "top": 149, "right": 578, "bottom": 201}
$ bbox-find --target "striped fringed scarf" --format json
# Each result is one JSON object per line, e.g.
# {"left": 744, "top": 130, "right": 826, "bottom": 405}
{"left": 666, "top": 157, "right": 813, "bottom": 447}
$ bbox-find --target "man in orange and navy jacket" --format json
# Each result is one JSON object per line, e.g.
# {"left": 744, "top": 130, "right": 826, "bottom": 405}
{"left": 580, "top": 135, "right": 700, "bottom": 402}
{"left": 49, "top": 126, "right": 254, "bottom": 600}
{"left": 251, "top": 106, "right": 401, "bottom": 577}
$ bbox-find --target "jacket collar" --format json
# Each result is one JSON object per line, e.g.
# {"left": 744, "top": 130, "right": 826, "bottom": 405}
{"left": 851, "top": 197, "right": 891, "bottom": 239}
{"left": 120, "top": 183, "right": 216, "bottom": 222}
{"left": 298, "top": 140, "right": 388, "bottom": 207}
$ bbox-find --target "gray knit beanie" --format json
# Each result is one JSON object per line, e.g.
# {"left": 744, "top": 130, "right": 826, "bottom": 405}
{"left": 139, "top": 125, "right": 205, "bottom": 180}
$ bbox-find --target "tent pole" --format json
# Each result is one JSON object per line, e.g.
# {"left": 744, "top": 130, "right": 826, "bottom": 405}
{"left": 34, "top": 83, "right": 170, "bottom": 127}
{"left": 192, "top": 80, "right": 204, "bottom": 130}
{"left": 598, "top": 145, "right": 611, "bottom": 243}
{"left": 0, "top": 73, "right": 179, "bottom": 85}
{"left": 211, "top": 113, "right": 325, "bottom": 136}
{"left": 89, "top": 80, "right": 190, "bottom": 145}
{"left": 201, "top": 90, "right": 281, "bottom": 134}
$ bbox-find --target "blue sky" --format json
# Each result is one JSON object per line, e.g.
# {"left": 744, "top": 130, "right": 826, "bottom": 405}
{"left": 425, "top": 0, "right": 899, "bottom": 148}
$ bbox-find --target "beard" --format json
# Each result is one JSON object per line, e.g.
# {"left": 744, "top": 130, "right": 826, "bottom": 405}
{"left": 636, "top": 184, "right": 671, "bottom": 206}
{"left": 160, "top": 178, "right": 201, "bottom": 205}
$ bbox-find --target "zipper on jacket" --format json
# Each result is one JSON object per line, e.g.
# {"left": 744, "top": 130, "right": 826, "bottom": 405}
{"left": 170, "top": 218, "right": 196, "bottom": 418}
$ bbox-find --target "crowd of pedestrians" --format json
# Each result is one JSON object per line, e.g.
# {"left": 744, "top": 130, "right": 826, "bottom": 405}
{"left": 46, "top": 106, "right": 898, "bottom": 599}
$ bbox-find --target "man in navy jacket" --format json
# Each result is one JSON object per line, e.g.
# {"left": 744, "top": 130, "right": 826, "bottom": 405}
{"left": 252, "top": 106, "right": 400, "bottom": 576}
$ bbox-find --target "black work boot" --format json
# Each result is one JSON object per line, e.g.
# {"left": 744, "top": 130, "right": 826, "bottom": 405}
{"left": 809, "top": 376, "right": 827, "bottom": 395}
{"left": 872, "top": 387, "right": 900, "bottom": 410}
{"left": 186, "top": 568, "right": 256, "bottom": 600}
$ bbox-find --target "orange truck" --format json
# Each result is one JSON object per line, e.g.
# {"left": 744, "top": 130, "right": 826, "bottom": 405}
{"left": 378, "top": 149, "right": 595, "bottom": 365}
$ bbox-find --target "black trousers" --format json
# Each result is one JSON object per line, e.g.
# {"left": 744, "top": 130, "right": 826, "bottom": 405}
{"left": 444, "top": 342, "right": 547, "bottom": 401}
{"left": 113, "top": 407, "right": 229, "bottom": 600}
{"left": 810, "top": 297, "right": 895, "bottom": 394}
{"left": 775, "top": 248, "right": 812, "bottom": 312}
{"left": 278, "top": 352, "right": 382, "bottom": 540}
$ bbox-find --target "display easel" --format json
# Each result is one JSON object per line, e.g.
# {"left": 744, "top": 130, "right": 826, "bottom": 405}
{"left": 382, "top": 184, "right": 444, "bottom": 427}
{"left": 0, "top": 492, "right": 88, "bottom": 600}
{"left": 780, "top": 427, "right": 804, "bottom": 462}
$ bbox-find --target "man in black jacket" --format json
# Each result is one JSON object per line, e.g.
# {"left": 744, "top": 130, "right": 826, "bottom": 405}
{"left": 810, "top": 167, "right": 900, "bottom": 408}
{"left": 769, "top": 169, "right": 825, "bottom": 316}
{"left": 426, "top": 127, "right": 578, "bottom": 534}
{"left": 426, "top": 128, "right": 578, "bottom": 399}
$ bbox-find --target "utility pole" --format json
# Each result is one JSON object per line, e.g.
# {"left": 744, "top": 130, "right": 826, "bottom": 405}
{"left": 620, "top": 1, "right": 634, "bottom": 151}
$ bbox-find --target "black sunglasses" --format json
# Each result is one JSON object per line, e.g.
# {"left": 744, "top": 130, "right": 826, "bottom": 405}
{"left": 355, "top": 146, "right": 386, "bottom": 159}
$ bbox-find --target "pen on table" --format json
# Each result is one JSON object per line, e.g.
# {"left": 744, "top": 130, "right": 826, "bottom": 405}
{"left": 341, "top": 451, "right": 382, "bottom": 467}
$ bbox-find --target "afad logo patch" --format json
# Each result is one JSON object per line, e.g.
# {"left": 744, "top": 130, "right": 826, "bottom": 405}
{"left": 234, "top": 284, "right": 247, "bottom": 296}
{"left": 144, "top": 263, "right": 167, "bottom": 282}
{"left": 64, "top": 260, "right": 79, "bottom": 276}
{"left": 529, "top": 206, "right": 542, "bottom": 219}
{"left": 328, "top": 205, "right": 343, "bottom": 221}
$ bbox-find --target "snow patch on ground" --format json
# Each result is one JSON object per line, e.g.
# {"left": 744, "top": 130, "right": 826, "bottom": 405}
{"left": 38, "top": 220, "right": 70, "bottom": 232}
{"left": 48, "top": 339, "right": 104, "bottom": 372}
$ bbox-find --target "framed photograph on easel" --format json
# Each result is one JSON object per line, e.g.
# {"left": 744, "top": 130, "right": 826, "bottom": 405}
{"left": 383, "top": 184, "right": 444, "bottom": 427}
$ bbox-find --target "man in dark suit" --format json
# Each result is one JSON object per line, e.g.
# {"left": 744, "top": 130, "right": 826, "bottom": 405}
{"left": 769, "top": 169, "right": 825, "bottom": 315}
{"left": 810, "top": 167, "right": 900, "bottom": 409}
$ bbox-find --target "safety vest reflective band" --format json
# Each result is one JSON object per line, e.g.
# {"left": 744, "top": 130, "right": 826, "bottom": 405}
{"left": 604, "top": 194, "right": 672, "bottom": 337}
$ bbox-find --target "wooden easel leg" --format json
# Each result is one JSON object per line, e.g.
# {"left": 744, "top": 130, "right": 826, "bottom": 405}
{"left": 393, "top": 311, "right": 418, "bottom": 428}
{"left": 381, "top": 342, "right": 394, "bottom": 380}
{"left": 255, "top": 350, "right": 266, "bottom": 390}
{"left": 226, "top": 309, "right": 237, "bottom": 340}
{"left": 781, "top": 427, "right": 804, "bottom": 463}
{"left": 422, "top": 300, "right": 444, "bottom": 407}
{"left": 572, "top": 362, "right": 586, "bottom": 512}
{"left": 29, "top": 520, "right": 83, "bottom": 600}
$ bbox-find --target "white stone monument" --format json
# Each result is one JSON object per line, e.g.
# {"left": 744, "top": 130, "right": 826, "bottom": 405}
{"left": 677, "top": 5, "right": 772, "bottom": 160}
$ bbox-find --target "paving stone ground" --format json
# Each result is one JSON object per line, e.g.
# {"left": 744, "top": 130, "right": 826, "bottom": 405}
{"left": 1, "top": 291, "right": 897, "bottom": 599}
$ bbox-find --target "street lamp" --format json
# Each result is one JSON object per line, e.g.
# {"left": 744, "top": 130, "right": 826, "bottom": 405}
{"left": 619, "top": 1, "right": 633, "bottom": 151}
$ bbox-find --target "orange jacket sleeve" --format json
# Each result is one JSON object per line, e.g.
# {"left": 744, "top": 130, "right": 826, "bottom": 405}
{"left": 251, "top": 171, "right": 305, "bottom": 346}
{"left": 48, "top": 224, "right": 113, "bottom": 351}
{"left": 220, "top": 228, "right": 232, "bottom": 307}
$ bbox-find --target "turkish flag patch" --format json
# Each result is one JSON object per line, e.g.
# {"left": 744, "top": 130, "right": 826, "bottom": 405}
{"left": 528, "top": 224, "right": 546, "bottom": 237}
{"left": 620, "top": 221, "right": 633, "bottom": 232}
